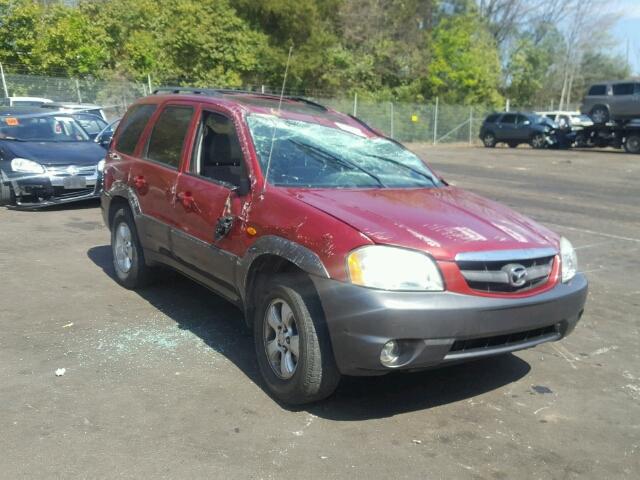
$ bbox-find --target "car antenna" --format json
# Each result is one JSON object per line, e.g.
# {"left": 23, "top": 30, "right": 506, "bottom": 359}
{"left": 261, "top": 45, "right": 293, "bottom": 197}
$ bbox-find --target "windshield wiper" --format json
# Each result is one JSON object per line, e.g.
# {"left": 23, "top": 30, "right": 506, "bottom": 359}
{"left": 289, "top": 140, "right": 386, "bottom": 187}
{"left": 0, "top": 136, "right": 26, "bottom": 141}
{"left": 361, "top": 153, "right": 437, "bottom": 186}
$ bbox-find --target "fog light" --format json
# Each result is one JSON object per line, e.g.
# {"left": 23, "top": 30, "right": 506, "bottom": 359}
{"left": 380, "top": 340, "right": 400, "bottom": 367}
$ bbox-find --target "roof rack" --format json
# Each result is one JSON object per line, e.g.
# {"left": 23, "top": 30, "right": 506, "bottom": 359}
{"left": 152, "top": 87, "right": 327, "bottom": 111}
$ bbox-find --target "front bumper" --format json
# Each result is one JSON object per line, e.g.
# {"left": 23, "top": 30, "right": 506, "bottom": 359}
{"left": 4, "top": 169, "right": 102, "bottom": 209}
{"left": 312, "top": 274, "right": 588, "bottom": 376}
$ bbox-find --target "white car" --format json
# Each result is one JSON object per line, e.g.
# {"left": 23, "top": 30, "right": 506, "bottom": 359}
{"left": 1, "top": 96, "right": 53, "bottom": 107}
{"left": 536, "top": 111, "right": 594, "bottom": 130}
{"left": 40, "top": 102, "right": 108, "bottom": 121}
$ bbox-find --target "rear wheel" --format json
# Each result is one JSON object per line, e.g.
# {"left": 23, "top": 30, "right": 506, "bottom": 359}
{"left": 254, "top": 275, "right": 340, "bottom": 405}
{"left": 590, "top": 105, "right": 609, "bottom": 124}
{"left": 482, "top": 132, "right": 496, "bottom": 148}
{"left": 110, "top": 206, "right": 152, "bottom": 289}
{"left": 624, "top": 133, "right": 640, "bottom": 154}
{"left": 530, "top": 133, "right": 546, "bottom": 149}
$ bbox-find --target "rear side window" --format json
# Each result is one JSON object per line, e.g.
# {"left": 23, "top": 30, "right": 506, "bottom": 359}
{"left": 485, "top": 114, "right": 499, "bottom": 123}
{"left": 613, "top": 83, "right": 635, "bottom": 95}
{"left": 588, "top": 85, "right": 607, "bottom": 96}
{"left": 145, "top": 106, "right": 194, "bottom": 169}
{"left": 116, "top": 104, "right": 157, "bottom": 155}
{"left": 501, "top": 114, "right": 516, "bottom": 124}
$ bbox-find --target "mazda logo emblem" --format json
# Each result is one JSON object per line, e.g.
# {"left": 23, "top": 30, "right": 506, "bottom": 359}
{"left": 502, "top": 263, "right": 528, "bottom": 287}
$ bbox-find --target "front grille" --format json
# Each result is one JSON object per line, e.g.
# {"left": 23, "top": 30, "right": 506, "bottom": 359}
{"left": 456, "top": 249, "right": 555, "bottom": 293}
{"left": 45, "top": 164, "right": 97, "bottom": 177}
{"left": 449, "top": 324, "right": 558, "bottom": 353}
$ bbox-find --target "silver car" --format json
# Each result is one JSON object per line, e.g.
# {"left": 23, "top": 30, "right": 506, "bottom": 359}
{"left": 580, "top": 81, "right": 640, "bottom": 124}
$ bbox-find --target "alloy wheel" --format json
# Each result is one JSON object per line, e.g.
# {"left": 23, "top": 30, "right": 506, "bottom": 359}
{"left": 113, "top": 222, "right": 134, "bottom": 273}
{"left": 263, "top": 298, "right": 300, "bottom": 379}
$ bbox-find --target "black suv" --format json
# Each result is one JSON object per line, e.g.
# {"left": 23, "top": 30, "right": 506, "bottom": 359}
{"left": 480, "top": 112, "right": 556, "bottom": 149}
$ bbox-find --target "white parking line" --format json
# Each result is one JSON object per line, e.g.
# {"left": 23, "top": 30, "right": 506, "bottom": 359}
{"left": 545, "top": 223, "right": 640, "bottom": 243}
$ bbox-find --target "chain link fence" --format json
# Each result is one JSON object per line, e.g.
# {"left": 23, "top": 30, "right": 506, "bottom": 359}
{"left": 2, "top": 72, "right": 541, "bottom": 144}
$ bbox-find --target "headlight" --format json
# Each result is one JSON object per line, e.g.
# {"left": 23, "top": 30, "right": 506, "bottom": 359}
{"left": 11, "top": 158, "right": 45, "bottom": 174}
{"left": 347, "top": 245, "right": 444, "bottom": 291}
{"left": 97, "top": 159, "right": 105, "bottom": 172}
{"left": 560, "top": 236, "right": 578, "bottom": 282}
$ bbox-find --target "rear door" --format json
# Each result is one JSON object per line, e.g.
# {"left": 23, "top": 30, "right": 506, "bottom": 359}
{"left": 170, "top": 106, "right": 252, "bottom": 301}
{"left": 125, "top": 103, "right": 195, "bottom": 256}
{"left": 496, "top": 113, "right": 517, "bottom": 140}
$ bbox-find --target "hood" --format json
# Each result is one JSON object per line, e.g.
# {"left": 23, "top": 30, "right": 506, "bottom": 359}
{"left": 4, "top": 141, "right": 106, "bottom": 167}
{"left": 289, "top": 187, "right": 559, "bottom": 261}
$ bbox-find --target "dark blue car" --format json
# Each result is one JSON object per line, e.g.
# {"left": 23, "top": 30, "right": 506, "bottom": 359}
{"left": 0, "top": 107, "right": 106, "bottom": 209}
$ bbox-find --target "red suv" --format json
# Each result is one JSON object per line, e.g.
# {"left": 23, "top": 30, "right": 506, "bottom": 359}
{"left": 101, "top": 89, "right": 587, "bottom": 405}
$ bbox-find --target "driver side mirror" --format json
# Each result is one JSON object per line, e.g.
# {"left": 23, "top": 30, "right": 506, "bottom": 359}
{"left": 96, "top": 132, "right": 113, "bottom": 147}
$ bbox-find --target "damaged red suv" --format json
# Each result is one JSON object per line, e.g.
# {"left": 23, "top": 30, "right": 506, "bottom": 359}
{"left": 101, "top": 89, "right": 587, "bottom": 404}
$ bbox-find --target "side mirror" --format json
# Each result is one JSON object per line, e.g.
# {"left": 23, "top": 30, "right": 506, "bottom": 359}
{"left": 96, "top": 132, "right": 113, "bottom": 147}
{"left": 234, "top": 176, "right": 251, "bottom": 196}
{"left": 522, "top": 120, "right": 531, "bottom": 126}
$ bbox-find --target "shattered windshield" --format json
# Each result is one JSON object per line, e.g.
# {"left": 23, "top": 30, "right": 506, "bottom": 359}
{"left": 246, "top": 114, "right": 441, "bottom": 189}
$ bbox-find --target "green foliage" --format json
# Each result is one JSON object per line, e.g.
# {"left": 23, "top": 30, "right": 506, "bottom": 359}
{"left": 425, "top": 13, "right": 503, "bottom": 106}
{"left": 0, "top": 0, "right": 631, "bottom": 107}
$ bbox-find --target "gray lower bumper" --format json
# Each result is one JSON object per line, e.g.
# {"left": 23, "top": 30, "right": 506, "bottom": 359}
{"left": 6, "top": 172, "right": 102, "bottom": 209}
{"left": 312, "top": 274, "right": 588, "bottom": 376}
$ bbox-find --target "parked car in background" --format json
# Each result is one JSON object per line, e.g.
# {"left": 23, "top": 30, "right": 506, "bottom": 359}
{"left": 70, "top": 112, "right": 108, "bottom": 140}
{"left": 536, "top": 111, "right": 593, "bottom": 131}
{"left": 40, "top": 102, "right": 108, "bottom": 121}
{"left": 101, "top": 89, "right": 587, "bottom": 404}
{"left": 580, "top": 80, "right": 640, "bottom": 124}
{"left": 0, "top": 107, "right": 106, "bottom": 208}
{"left": 480, "top": 112, "right": 557, "bottom": 148}
{"left": 1, "top": 96, "right": 53, "bottom": 107}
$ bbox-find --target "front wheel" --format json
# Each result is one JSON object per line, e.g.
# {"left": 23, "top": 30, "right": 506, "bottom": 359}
{"left": 254, "top": 275, "right": 340, "bottom": 405}
{"left": 530, "top": 133, "right": 547, "bottom": 149}
{"left": 624, "top": 134, "right": 640, "bottom": 154}
{"left": 0, "top": 172, "right": 15, "bottom": 206}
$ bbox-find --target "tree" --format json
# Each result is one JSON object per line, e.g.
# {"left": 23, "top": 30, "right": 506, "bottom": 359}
{"left": 424, "top": 13, "right": 503, "bottom": 105}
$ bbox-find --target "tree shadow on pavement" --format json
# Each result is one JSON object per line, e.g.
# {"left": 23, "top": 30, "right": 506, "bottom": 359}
{"left": 88, "top": 244, "right": 531, "bottom": 420}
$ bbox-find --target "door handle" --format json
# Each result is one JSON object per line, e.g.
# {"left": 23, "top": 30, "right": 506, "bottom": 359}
{"left": 132, "top": 175, "right": 147, "bottom": 190}
{"left": 176, "top": 191, "right": 196, "bottom": 210}
{"left": 108, "top": 152, "right": 121, "bottom": 161}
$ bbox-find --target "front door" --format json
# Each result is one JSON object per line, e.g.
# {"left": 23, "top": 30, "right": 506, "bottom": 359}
{"left": 170, "top": 108, "right": 252, "bottom": 301}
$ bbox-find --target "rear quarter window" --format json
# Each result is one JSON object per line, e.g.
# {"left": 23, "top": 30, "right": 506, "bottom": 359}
{"left": 612, "top": 83, "right": 635, "bottom": 95}
{"left": 588, "top": 85, "right": 607, "bottom": 96}
{"left": 115, "top": 104, "right": 157, "bottom": 155}
{"left": 485, "top": 114, "right": 500, "bottom": 123}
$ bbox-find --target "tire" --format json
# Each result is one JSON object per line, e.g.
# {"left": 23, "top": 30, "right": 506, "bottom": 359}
{"left": 254, "top": 274, "right": 340, "bottom": 405}
{"left": 482, "top": 132, "right": 496, "bottom": 148}
{"left": 508, "top": 142, "right": 518, "bottom": 148}
{"left": 0, "top": 171, "right": 15, "bottom": 206}
{"left": 110, "top": 206, "right": 152, "bottom": 289}
{"left": 590, "top": 105, "right": 609, "bottom": 124}
{"left": 624, "top": 134, "right": 640, "bottom": 154}
{"left": 530, "top": 133, "right": 546, "bottom": 149}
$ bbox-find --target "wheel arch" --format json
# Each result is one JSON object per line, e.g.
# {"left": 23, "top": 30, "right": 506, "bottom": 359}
{"left": 238, "top": 236, "right": 330, "bottom": 328}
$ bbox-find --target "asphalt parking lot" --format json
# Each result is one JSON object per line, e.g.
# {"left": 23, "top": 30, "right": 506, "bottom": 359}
{"left": 0, "top": 145, "right": 638, "bottom": 479}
